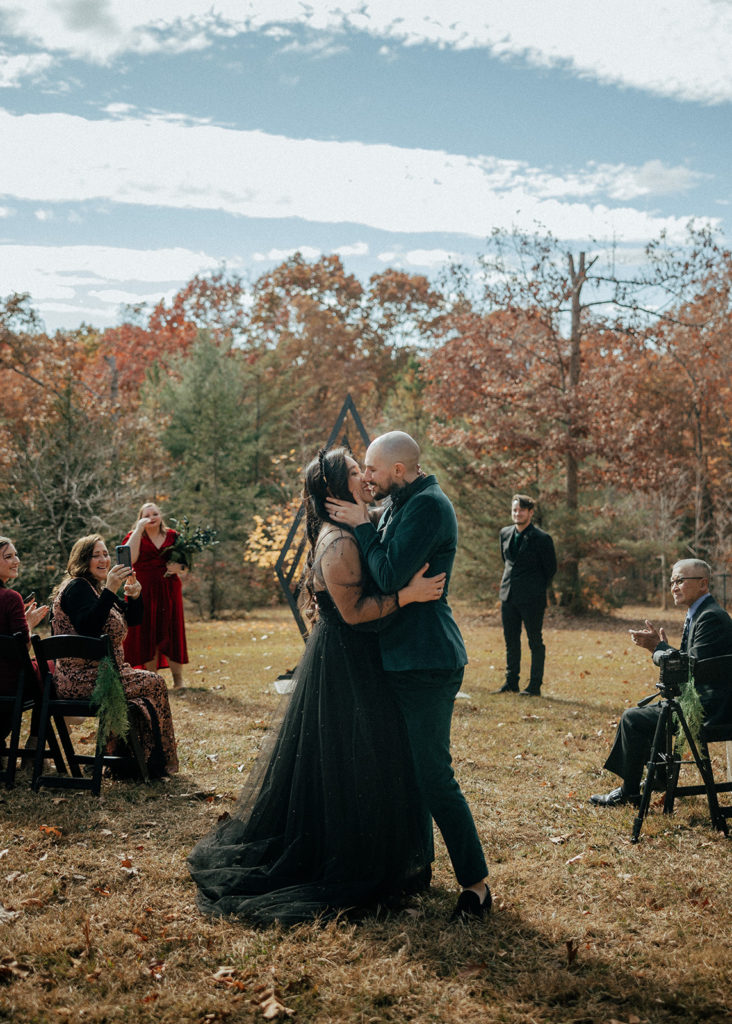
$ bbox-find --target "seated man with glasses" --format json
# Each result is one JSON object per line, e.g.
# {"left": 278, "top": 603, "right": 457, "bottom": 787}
{"left": 590, "top": 558, "right": 732, "bottom": 806}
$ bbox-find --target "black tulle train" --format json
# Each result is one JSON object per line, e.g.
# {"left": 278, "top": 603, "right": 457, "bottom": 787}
{"left": 187, "top": 593, "right": 431, "bottom": 925}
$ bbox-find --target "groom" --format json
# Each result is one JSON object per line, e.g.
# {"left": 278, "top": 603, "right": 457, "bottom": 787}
{"left": 327, "top": 430, "right": 490, "bottom": 920}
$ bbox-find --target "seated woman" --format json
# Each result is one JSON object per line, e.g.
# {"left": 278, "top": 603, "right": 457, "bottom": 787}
{"left": 0, "top": 536, "right": 49, "bottom": 759}
{"left": 51, "top": 534, "right": 178, "bottom": 776}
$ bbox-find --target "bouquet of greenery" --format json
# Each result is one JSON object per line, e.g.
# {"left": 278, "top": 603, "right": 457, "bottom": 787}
{"left": 165, "top": 516, "right": 218, "bottom": 571}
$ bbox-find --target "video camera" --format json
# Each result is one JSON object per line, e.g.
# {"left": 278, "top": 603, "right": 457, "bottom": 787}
{"left": 651, "top": 648, "right": 691, "bottom": 698}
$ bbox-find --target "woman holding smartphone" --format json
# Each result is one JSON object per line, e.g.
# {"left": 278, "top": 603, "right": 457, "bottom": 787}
{"left": 121, "top": 502, "right": 188, "bottom": 689}
{"left": 51, "top": 534, "right": 178, "bottom": 776}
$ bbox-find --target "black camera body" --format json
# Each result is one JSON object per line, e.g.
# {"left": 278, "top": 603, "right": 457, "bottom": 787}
{"left": 652, "top": 648, "right": 690, "bottom": 697}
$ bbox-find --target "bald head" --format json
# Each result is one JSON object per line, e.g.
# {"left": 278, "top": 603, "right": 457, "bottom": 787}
{"left": 364, "top": 430, "right": 421, "bottom": 499}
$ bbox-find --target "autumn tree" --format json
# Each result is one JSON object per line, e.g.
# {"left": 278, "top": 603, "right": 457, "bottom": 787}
{"left": 0, "top": 296, "right": 150, "bottom": 594}
{"left": 159, "top": 331, "right": 269, "bottom": 617}
{"left": 425, "top": 226, "right": 731, "bottom": 610}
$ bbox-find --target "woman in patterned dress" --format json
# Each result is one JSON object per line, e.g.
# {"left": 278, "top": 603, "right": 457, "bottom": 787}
{"left": 122, "top": 503, "right": 188, "bottom": 689}
{"left": 51, "top": 534, "right": 178, "bottom": 775}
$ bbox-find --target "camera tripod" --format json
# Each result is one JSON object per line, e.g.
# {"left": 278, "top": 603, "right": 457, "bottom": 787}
{"left": 631, "top": 688, "right": 728, "bottom": 843}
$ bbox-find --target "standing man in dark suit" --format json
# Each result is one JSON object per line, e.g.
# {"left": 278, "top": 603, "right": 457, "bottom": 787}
{"left": 590, "top": 558, "right": 732, "bottom": 806}
{"left": 327, "top": 431, "right": 490, "bottom": 920}
{"left": 498, "top": 494, "right": 557, "bottom": 696}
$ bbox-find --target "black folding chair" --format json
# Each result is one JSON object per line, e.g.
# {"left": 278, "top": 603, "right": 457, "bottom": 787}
{"left": 632, "top": 654, "right": 732, "bottom": 841}
{"left": 0, "top": 632, "right": 65, "bottom": 788}
{"left": 31, "top": 633, "right": 149, "bottom": 795}
{"left": 664, "top": 655, "right": 732, "bottom": 831}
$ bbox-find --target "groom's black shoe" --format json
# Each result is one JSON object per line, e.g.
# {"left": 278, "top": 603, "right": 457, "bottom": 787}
{"left": 519, "top": 685, "right": 541, "bottom": 697}
{"left": 451, "top": 883, "right": 492, "bottom": 921}
{"left": 497, "top": 682, "right": 519, "bottom": 693}
{"left": 589, "top": 786, "right": 638, "bottom": 807}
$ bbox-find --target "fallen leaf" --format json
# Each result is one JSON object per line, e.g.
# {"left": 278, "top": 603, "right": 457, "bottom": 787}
{"left": 457, "top": 962, "right": 487, "bottom": 978}
{"left": 0, "top": 957, "right": 32, "bottom": 981}
{"left": 0, "top": 904, "right": 20, "bottom": 923}
{"left": 39, "top": 825, "right": 62, "bottom": 838}
{"left": 565, "top": 853, "right": 585, "bottom": 865}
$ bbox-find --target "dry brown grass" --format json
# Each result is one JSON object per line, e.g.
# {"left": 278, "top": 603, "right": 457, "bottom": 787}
{"left": 2, "top": 601, "right": 731, "bottom": 1024}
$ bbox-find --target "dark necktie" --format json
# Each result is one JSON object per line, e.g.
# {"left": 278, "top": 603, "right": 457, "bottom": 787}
{"left": 508, "top": 528, "right": 521, "bottom": 560}
{"left": 680, "top": 614, "right": 691, "bottom": 652}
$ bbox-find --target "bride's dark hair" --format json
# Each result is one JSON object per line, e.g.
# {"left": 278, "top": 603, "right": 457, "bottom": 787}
{"left": 302, "top": 446, "right": 354, "bottom": 617}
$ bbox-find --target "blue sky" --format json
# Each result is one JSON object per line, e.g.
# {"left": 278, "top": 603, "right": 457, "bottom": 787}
{"left": 0, "top": 1, "right": 730, "bottom": 332}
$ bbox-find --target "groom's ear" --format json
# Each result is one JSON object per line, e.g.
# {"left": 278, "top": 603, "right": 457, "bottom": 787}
{"left": 393, "top": 462, "right": 406, "bottom": 482}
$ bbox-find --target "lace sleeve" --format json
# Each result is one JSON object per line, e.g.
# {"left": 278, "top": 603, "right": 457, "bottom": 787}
{"left": 316, "top": 532, "right": 398, "bottom": 626}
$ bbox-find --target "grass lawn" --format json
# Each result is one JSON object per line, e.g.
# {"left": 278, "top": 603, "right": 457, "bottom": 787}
{"left": 1, "top": 601, "right": 731, "bottom": 1023}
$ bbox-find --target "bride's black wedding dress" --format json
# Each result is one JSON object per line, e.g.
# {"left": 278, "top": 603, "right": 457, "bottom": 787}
{"left": 188, "top": 532, "right": 431, "bottom": 925}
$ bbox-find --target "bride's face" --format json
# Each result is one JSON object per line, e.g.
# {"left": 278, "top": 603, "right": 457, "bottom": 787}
{"left": 345, "top": 456, "right": 372, "bottom": 504}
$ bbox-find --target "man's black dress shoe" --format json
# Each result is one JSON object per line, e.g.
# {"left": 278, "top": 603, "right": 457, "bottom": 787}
{"left": 589, "top": 786, "right": 637, "bottom": 807}
{"left": 451, "top": 882, "right": 492, "bottom": 921}
{"left": 497, "top": 683, "right": 519, "bottom": 693}
{"left": 519, "top": 686, "right": 541, "bottom": 697}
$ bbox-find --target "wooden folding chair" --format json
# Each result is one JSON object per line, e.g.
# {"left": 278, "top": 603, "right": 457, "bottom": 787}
{"left": 0, "top": 632, "right": 65, "bottom": 788}
{"left": 31, "top": 633, "right": 149, "bottom": 796}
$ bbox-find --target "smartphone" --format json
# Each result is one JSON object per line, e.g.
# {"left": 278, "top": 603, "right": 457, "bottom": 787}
{"left": 24, "top": 592, "right": 35, "bottom": 603}
{"left": 115, "top": 545, "right": 132, "bottom": 568}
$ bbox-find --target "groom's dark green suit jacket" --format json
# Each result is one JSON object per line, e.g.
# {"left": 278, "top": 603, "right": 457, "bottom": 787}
{"left": 353, "top": 474, "right": 467, "bottom": 672}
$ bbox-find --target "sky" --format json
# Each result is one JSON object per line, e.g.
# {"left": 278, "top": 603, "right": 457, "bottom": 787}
{"left": 0, "top": 0, "right": 730, "bottom": 332}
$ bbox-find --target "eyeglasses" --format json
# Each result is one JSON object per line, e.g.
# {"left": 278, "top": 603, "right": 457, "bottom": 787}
{"left": 669, "top": 577, "right": 705, "bottom": 587}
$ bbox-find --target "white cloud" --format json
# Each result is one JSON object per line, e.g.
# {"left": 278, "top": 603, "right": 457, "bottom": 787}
{"left": 0, "top": 109, "right": 710, "bottom": 245}
{"left": 0, "top": 50, "right": 54, "bottom": 87}
{"left": 0, "top": 243, "right": 221, "bottom": 300}
{"left": 0, "top": 1, "right": 730, "bottom": 103}
{"left": 88, "top": 288, "right": 178, "bottom": 306}
{"left": 252, "top": 245, "right": 322, "bottom": 262}
{"left": 334, "top": 242, "right": 369, "bottom": 257}
{"left": 404, "top": 249, "right": 459, "bottom": 267}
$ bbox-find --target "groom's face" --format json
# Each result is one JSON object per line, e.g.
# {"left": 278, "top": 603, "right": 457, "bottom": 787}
{"left": 363, "top": 446, "right": 399, "bottom": 501}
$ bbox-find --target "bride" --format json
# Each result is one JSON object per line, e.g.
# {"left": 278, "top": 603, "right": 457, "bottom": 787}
{"left": 188, "top": 446, "right": 445, "bottom": 924}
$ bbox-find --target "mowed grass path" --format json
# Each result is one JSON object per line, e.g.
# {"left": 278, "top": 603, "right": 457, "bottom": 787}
{"left": 1, "top": 602, "right": 731, "bottom": 1024}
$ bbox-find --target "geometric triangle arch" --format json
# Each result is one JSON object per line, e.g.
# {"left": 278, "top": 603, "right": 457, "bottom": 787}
{"left": 274, "top": 393, "right": 372, "bottom": 640}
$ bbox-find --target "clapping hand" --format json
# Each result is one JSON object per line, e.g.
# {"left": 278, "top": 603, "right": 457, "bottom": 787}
{"left": 628, "top": 619, "right": 667, "bottom": 651}
{"left": 24, "top": 597, "right": 49, "bottom": 628}
{"left": 123, "top": 570, "right": 142, "bottom": 600}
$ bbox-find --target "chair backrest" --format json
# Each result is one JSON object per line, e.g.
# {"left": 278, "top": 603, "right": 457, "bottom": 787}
{"left": 0, "top": 632, "right": 35, "bottom": 692}
{"left": 31, "top": 633, "right": 112, "bottom": 685}
{"left": 693, "top": 654, "right": 732, "bottom": 740}
{"left": 693, "top": 654, "right": 732, "bottom": 687}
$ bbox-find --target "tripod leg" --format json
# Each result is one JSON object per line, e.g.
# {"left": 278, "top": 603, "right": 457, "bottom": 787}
{"left": 631, "top": 702, "right": 670, "bottom": 843}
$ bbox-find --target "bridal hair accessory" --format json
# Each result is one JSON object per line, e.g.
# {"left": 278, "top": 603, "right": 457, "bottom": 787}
{"left": 318, "top": 447, "right": 329, "bottom": 487}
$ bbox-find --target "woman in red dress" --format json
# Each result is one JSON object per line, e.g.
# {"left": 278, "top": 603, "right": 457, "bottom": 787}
{"left": 122, "top": 503, "right": 188, "bottom": 689}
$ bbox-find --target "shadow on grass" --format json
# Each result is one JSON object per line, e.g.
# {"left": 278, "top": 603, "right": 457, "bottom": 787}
{"left": 352, "top": 895, "right": 731, "bottom": 1024}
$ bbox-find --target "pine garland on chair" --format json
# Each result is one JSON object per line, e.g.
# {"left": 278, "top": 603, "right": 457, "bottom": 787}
{"left": 90, "top": 656, "right": 129, "bottom": 747}
{"left": 674, "top": 670, "right": 705, "bottom": 755}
